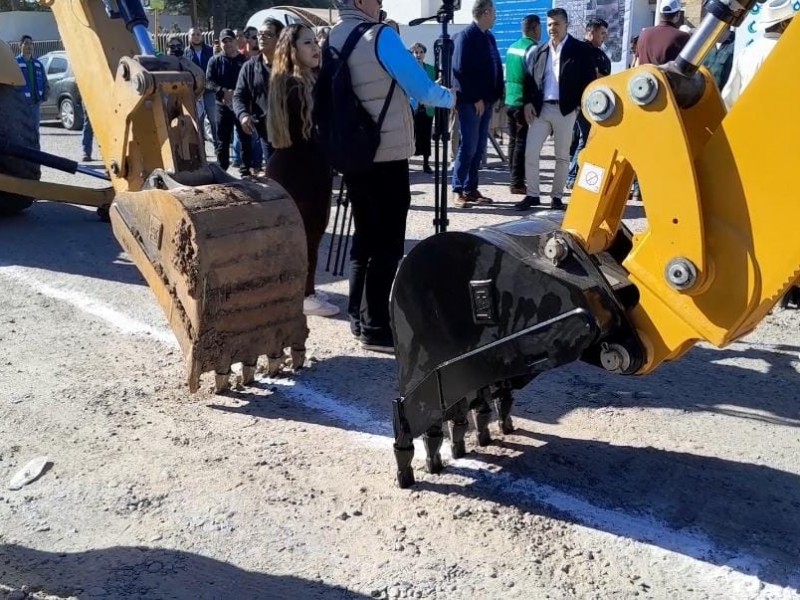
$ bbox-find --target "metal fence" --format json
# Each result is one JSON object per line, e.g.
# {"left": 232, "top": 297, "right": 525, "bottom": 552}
{"left": 7, "top": 39, "right": 65, "bottom": 57}
{"left": 152, "top": 31, "right": 216, "bottom": 54}
{"left": 7, "top": 32, "right": 216, "bottom": 58}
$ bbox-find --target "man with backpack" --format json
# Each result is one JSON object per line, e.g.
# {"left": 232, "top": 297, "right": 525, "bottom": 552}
{"left": 319, "top": 0, "right": 455, "bottom": 354}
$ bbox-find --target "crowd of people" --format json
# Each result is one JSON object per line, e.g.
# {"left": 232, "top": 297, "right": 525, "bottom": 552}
{"left": 12, "top": 0, "right": 798, "bottom": 347}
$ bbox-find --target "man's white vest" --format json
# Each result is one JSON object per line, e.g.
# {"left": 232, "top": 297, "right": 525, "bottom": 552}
{"left": 329, "top": 19, "right": 415, "bottom": 163}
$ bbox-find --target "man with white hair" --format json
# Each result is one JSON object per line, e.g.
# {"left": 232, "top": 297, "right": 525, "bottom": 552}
{"left": 327, "top": 0, "right": 455, "bottom": 353}
{"left": 636, "top": 0, "right": 691, "bottom": 65}
{"left": 722, "top": 0, "right": 794, "bottom": 109}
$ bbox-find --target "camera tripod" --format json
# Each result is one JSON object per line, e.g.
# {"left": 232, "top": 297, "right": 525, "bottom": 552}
{"left": 411, "top": 0, "right": 459, "bottom": 234}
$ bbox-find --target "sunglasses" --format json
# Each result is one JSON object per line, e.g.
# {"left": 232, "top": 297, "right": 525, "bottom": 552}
{"left": 169, "top": 45, "right": 182, "bottom": 50}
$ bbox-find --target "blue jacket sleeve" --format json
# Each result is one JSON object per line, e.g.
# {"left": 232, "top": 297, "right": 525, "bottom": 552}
{"left": 376, "top": 27, "right": 454, "bottom": 109}
{"left": 452, "top": 29, "right": 481, "bottom": 104}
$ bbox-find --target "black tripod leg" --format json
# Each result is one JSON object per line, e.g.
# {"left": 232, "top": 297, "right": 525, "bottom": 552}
{"left": 333, "top": 198, "right": 349, "bottom": 277}
{"left": 493, "top": 389, "right": 515, "bottom": 434}
{"left": 423, "top": 423, "right": 444, "bottom": 474}
{"left": 337, "top": 210, "right": 353, "bottom": 277}
{"left": 393, "top": 398, "right": 415, "bottom": 488}
{"left": 326, "top": 177, "right": 345, "bottom": 272}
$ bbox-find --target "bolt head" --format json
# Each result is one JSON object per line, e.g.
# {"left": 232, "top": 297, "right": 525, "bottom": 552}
{"left": 584, "top": 86, "right": 616, "bottom": 122}
{"left": 587, "top": 90, "right": 610, "bottom": 115}
{"left": 665, "top": 258, "right": 698, "bottom": 290}
{"left": 543, "top": 237, "right": 569, "bottom": 264}
{"left": 628, "top": 74, "right": 659, "bottom": 106}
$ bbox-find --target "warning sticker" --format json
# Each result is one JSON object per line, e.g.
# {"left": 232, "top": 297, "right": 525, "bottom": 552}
{"left": 577, "top": 163, "right": 605, "bottom": 194}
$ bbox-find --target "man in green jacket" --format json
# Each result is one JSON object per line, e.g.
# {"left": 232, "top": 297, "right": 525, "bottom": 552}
{"left": 504, "top": 14, "right": 541, "bottom": 195}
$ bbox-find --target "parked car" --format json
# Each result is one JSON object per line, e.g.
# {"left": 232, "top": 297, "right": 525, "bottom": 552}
{"left": 39, "top": 51, "right": 84, "bottom": 130}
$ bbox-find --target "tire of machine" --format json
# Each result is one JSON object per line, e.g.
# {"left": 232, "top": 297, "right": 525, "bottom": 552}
{"left": 0, "top": 84, "right": 40, "bottom": 216}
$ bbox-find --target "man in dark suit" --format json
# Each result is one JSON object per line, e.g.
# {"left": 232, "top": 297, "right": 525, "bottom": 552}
{"left": 450, "top": 0, "right": 505, "bottom": 208}
{"left": 516, "top": 8, "right": 596, "bottom": 211}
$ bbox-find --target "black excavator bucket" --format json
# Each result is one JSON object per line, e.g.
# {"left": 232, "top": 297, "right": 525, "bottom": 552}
{"left": 390, "top": 211, "right": 646, "bottom": 488}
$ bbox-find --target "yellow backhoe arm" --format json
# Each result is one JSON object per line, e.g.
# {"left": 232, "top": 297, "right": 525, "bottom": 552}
{"left": 564, "top": 16, "right": 800, "bottom": 373}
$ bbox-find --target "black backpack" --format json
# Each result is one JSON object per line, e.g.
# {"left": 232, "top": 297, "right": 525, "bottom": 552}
{"left": 313, "top": 22, "right": 397, "bottom": 175}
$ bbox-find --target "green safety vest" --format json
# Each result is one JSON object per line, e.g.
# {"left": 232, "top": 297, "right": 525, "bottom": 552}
{"left": 504, "top": 36, "right": 536, "bottom": 108}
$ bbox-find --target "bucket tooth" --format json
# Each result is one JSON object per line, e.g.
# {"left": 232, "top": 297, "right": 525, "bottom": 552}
{"left": 109, "top": 171, "right": 309, "bottom": 390}
{"left": 241, "top": 362, "right": 257, "bottom": 385}
{"left": 471, "top": 401, "right": 493, "bottom": 447}
{"left": 393, "top": 399, "right": 416, "bottom": 488}
{"left": 447, "top": 400, "right": 469, "bottom": 459}
{"left": 266, "top": 354, "right": 286, "bottom": 377}
{"left": 214, "top": 370, "right": 230, "bottom": 393}
{"left": 423, "top": 425, "right": 444, "bottom": 474}
{"left": 494, "top": 390, "right": 515, "bottom": 434}
{"left": 289, "top": 347, "right": 306, "bottom": 371}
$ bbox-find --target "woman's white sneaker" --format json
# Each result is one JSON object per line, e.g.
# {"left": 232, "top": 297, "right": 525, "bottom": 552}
{"left": 303, "top": 294, "right": 340, "bottom": 317}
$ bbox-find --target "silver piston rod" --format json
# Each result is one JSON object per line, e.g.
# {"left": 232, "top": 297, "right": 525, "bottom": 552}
{"left": 675, "top": 0, "right": 761, "bottom": 74}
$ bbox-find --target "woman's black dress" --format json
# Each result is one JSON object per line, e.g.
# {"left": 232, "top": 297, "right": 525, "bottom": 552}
{"left": 266, "top": 78, "right": 333, "bottom": 297}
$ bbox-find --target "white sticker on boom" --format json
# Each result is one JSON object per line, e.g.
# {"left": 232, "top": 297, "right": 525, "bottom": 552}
{"left": 577, "top": 163, "right": 605, "bottom": 194}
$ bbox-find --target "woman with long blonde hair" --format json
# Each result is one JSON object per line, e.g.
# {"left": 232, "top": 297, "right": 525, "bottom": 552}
{"left": 266, "top": 24, "right": 338, "bottom": 318}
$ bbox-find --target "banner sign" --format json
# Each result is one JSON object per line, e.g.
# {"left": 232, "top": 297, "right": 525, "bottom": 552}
{"left": 492, "top": 0, "right": 553, "bottom": 67}
{"left": 554, "top": 0, "right": 632, "bottom": 72}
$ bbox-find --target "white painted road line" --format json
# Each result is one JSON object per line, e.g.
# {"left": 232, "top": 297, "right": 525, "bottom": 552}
{"left": 0, "top": 264, "right": 177, "bottom": 347}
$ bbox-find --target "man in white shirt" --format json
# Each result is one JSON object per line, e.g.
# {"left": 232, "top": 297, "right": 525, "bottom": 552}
{"left": 722, "top": 0, "right": 794, "bottom": 109}
{"left": 516, "top": 8, "right": 596, "bottom": 211}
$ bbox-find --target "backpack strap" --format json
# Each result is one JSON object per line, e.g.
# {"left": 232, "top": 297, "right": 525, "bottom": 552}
{"left": 337, "top": 22, "right": 398, "bottom": 131}
{"left": 376, "top": 80, "right": 397, "bottom": 130}
{"left": 338, "top": 22, "right": 374, "bottom": 63}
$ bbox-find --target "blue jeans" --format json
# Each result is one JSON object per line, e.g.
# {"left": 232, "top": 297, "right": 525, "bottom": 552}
{"left": 567, "top": 112, "right": 591, "bottom": 184}
{"left": 29, "top": 103, "right": 41, "bottom": 131}
{"left": 234, "top": 129, "right": 263, "bottom": 169}
{"left": 198, "top": 91, "right": 217, "bottom": 147}
{"left": 232, "top": 128, "right": 242, "bottom": 164}
{"left": 452, "top": 100, "right": 493, "bottom": 194}
{"left": 82, "top": 118, "right": 93, "bottom": 157}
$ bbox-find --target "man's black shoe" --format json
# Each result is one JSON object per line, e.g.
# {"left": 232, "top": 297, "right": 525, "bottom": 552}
{"left": 360, "top": 334, "right": 395, "bottom": 355}
{"left": 514, "top": 195, "right": 540, "bottom": 211}
{"left": 551, "top": 197, "right": 565, "bottom": 210}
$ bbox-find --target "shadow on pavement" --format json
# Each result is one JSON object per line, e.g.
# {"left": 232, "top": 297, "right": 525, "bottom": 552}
{"left": 0, "top": 544, "right": 368, "bottom": 599}
{"left": 523, "top": 342, "right": 800, "bottom": 426}
{"left": 415, "top": 429, "right": 800, "bottom": 589}
{"left": 209, "top": 354, "right": 397, "bottom": 438}
{"left": 0, "top": 200, "right": 144, "bottom": 286}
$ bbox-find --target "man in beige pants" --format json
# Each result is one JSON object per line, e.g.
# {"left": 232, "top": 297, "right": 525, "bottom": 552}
{"left": 516, "top": 8, "right": 596, "bottom": 211}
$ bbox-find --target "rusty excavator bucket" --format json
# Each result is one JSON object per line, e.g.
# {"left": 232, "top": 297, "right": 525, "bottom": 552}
{"left": 111, "top": 167, "right": 309, "bottom": 393}
{"left": 390, "top": 212, "right": 647, "bottom": 487}
{"left": 19, "top": 0, "right": 313, "bottom": 394}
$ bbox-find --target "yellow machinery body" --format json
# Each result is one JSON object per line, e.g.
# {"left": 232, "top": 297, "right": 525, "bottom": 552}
{"left": 0, "top": 40, "right": 25, "bottom": 86}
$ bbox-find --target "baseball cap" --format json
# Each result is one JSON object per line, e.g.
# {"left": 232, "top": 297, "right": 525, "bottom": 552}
{"left": 220, "top": 28, "right": 235, "bottom": 41}
{"left": 659, "top": 0, "right": 683, "bottom": 14}
{"left": 757, "top": 0, "right": 795, "bottom": 28}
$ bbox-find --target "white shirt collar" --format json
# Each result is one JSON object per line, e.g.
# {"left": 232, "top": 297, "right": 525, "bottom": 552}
{"left": 550, "top": 34, "right": 569, "bottom": 52}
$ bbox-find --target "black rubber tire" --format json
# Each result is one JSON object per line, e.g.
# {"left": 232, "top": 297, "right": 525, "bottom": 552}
{"left": 0, "top": 84, "right": 39, "bottom": 216}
